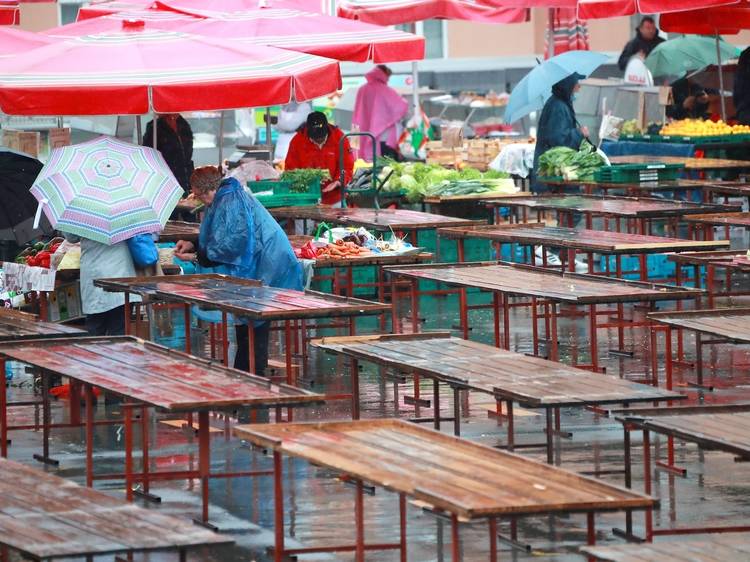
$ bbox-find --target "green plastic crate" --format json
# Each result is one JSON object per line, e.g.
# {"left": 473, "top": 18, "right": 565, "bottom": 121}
{"left": 248, "top": 180, "right": 292, "bottom": 194}
{"left": 594, "top": 163, "right": 684, "bottom": 183}
{"left": 254, "top": 192, "right": 320, "bottom": 208}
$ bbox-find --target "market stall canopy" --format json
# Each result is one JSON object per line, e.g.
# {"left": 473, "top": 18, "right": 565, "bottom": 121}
{"left": 336, "top": 0, "right": 529, "bottom": 26}
{"left": 0, "top": 29, "right": 342, "bottom": 115}
{"left": 505, "top": 50, "right": 608, "bottom": 123}
{"left": 498, "top": 0, "right": 739, "bottom": 21}
{"left": 645, "top": 35, "right": 738, "bottom": 78}
{"left": 154, "top": 0, "right": 332, "bottom": 16}
{"left": 0, "top": 0, "right": 18, "bottom": 25}
{"left": 77, "top": 0, "right": 155, "bottom": 20}
{"left": 51, "top": 5, "right": 425, "bottom": 63}
{"left": 31, "top": 136, "right": 182, "bottom": 245}
{"left": 660, "top": 2, "right": 750, "bottom": 34}
{"left": 0, "top": 27, "right": 55, "bottom": 56}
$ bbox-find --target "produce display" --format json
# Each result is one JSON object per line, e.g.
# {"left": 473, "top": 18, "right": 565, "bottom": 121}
{"left": 279, "top": 169, "right": 330, "bottom": 193}
{"left": 378, "top": 159, "right": 513, "bottom": 202}
{"left": 15, "top": 239, "right": 62, "bottom": 269}
{"left": 659, "top": 119, "right": 750, "bottom": 137}
{"left": 294, "top": 226, "right": 418, "bottom": 261}
{"left": 538, "top": 140, "right": 607, "bottom": 181}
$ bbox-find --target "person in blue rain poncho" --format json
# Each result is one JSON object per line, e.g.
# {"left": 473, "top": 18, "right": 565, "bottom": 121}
{"left": 173, "top": 166, "right": 303, "bottom": 376}
{"left": 532, "top": 72, "right": 589, "bottom": 194}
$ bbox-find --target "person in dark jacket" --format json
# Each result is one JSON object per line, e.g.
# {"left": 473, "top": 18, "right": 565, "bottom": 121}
{"left": 142, "top": 114, "right": 194, "bottom": 193}
{"left": 734, "top": 47, "right": 750, "bottom": 124}
{"left": 668, "top": 77, "right": 711, "bottom": 120}
{"left": 532, "top": 72, "right": 588, "bottom": 193}
{"left": 617, "top": 16, "right": 665, "bottom": 72}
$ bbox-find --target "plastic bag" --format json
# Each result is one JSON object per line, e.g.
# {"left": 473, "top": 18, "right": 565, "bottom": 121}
{"left": 127, "top": 233, "right": 159, "bottom": 267}
{"left": 50, "top": 239, "right": 78, "bottom": 270}
{"left": 599, "top": 114, "right": 624, "bottom": 143}
{"left": 228, "top": 159, "right": 280, "bottom": 184}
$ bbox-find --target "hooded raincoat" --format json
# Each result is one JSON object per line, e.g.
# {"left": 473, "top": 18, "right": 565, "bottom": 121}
{"left": 196, "top": 177, "right": 303, "bottom": 323}
{"left": 532, "top": 73, "right": 584, "bottom": 192}
{"left": 352, "top": 66, "right": 409, "bottom": 160}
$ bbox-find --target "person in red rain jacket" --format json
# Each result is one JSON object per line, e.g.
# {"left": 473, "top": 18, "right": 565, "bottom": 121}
{"left": 285, "top": 111, "right": 354, "bottom": 206}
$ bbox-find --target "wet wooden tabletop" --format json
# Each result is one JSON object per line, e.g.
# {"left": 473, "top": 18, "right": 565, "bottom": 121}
{"left": 95, "top": 274, "right": 389, "bottom": 321}
{"left": 313, "top": 333, "right": 683, "bottom": 407}
{"left": 537, "top": 178, "right": 717, "bottom": 193}
{"left": 438, "top": 224, "right": 729, "bottom": 254}
{"left": 0, "top": 336, "right": 322, "bottom": 411}
{"left": 234, "top": 419, "right": 655, "bottom": 520}
{"left": 616, "top": 406, "right": 750, "bottom": 459}
{"left": 385, "top": 262, "right": 702, "bottom": 304}
{"left": 486, "top": 194, "right": 740, "bottom": 218}
{"left": 0, "top": 308, "right": 85, "bottom": 341}
{"left": 668, "top": 250, "right": 747, "bottom": 266}
{"left": 0, "top": 458, "right": 231, "bottom": 559}
{"left": 684, "top": 211, "right": 750, "bottom": 227}
{"left": 582, "top": 537, "right": 750, "bottom": 561}
{"left": 649, "top": 308, "right": 750, "bottom": 343}
{"left": 608, "top": 155, "right": 750, "bottom": 170}
{"left": 269, "top": 205, "right": 481, "bottom": 230}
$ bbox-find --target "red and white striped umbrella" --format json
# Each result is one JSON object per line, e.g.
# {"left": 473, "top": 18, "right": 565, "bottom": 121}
{"left": 77, "top": 0, "right": 155, "bottom": 20}
{"left": 336, "top": 0, "right": 528, "bottom": 26}
{"left": 503, "top": 0, "right": 737, "bottom": 20}
{"left": 0, "top": 0, "right": 18, "bottom": 25}
{"left": 0, "top": 29, "right": 341, "bottom": 115}
{"left": 544, "top": 7, "right": 588, "bottom": 56}
{"left": 51, "top": 5, "right": 424, "bottom": 63}
{"left": 0, "top": 26, "right": 54, "bottom": 56}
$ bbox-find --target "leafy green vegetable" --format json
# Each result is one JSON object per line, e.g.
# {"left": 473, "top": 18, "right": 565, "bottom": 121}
{"left": 538, "top": 140, "right": 605, "bottom": 181}
{"left": 280, "top": 168, "right": 331, "bottom": 193}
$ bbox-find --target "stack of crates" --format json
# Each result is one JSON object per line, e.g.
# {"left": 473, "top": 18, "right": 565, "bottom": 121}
{"left": 248, "top": 179, "right": 321, "bottom": 208}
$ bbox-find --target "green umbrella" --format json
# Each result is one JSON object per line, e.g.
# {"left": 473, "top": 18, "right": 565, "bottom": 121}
{"left": 645, "top": 35, "right": 739, "bottom": 79}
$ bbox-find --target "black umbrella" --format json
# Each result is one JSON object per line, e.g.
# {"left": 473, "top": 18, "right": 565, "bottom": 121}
{"left": 0, "top": 147, "right": 52, "bottom": 244}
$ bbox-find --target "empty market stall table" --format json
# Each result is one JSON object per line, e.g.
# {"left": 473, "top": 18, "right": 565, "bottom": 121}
{"left": 312, "top": 332, "right": 683, "bottom": 464}
{"left": 95, "top": 274, "right": 389, "bottom": 379}
{"left": 648, "top": 308, "right": 750, "bottom": 390}
{"left": 234, "top": 419, "right": 656, "bottom": 562}
{"left": 438, "top": 223, "right": 728, "bottom": 279}
{"left": 608, "top": 155, "right": 750, "bottom": 171}
{"left": 685, "top": 211, "right": 750, "bottom": 242}
{"left": 614, "top": 404, "right": 750, "bottom": 541}
{"left": 385, "top": 262, "right": 702, "bottom": 373}
{"left": 486, "top": 194, "right": 740, "bottom": 235}
{"left": 0, "top": 336, "right": 323, "bottom": 528}
{"left": 583, "top": 538, "right": 750, "bottom": 562}
{"left": 0, "top": 458, "right": 232, "bottom": 561}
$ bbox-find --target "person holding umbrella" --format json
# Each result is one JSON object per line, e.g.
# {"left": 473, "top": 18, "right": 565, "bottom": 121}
{"left": 173, "top": 166, "right": 303, "bottom": 376}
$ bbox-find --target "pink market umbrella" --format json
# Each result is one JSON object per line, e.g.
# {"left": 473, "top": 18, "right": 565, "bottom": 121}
{"left": 0, "top": 26, "right": 55, "bottom": 56}
{"left": 0, "top": 29, "right": 342, "bottom": 116}
{"left": 50, "top": 6, "right": 425, "bottom": 63}
{"left": 500, "top": 0, "right": 737, "bottom": 19}
{"left": 336, "top": 0, "right": 528, "bottom": 26}
{"left": 77, "top": 0, "right": 155, "bottom": 20}
{"left": 0, "top": 1, "right": 18, "bottom": 25}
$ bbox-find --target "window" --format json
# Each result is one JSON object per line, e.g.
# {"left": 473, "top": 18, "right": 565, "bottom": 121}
{"left": 397, "top": 20, "right": 446, "bottom": 59}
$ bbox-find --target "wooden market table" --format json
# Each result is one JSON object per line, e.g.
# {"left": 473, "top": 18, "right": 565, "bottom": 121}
{"left": 648, "top": 308, "right": 750, "bottom": 390}
{"left": 0, "top": 336, "right": 323, "bottom": 528}
{"left": 537, "top": 177, "right": 719, "bottom": 198}
{"left": 95, "top": 274, "right": 389, "bottom": 378}
{"left": 0, "top": 458, "right": 231, "bottom": 562}
{"left": 583, "top": 537, "right": 750, "bottom": 561}
{"left": 384, "top": 261, "right": 702, "bottom": 373}
{"left": 614, "top": 404, "right": 750, "bottom": 541}
{"left": 234, "top": 419, "right": 656, "bottom": 562}
{"left": 420, "top": 190, "right": 530, "bottom": 219}
{"left": 438, "top": 223, "right": 728, "bottom": 280}
{"left": 703, "top": 180, "right": 750, "bottom": 207}
{"left": 0, "top": 308, "right": 84, "bottom": 341}
{"left": 608, "top": 155, "right": 750, "bottom": 170}
{"left": 667, "top": 250, "right": 750, "bottom": 307}
{"left": 160, "top": 220, "right": 200, "bottom": 242}
{"left": 312, "top": 332, "right": 683, "bottom": 464}
{"left": 269, "top": 205, "right": 481, "bottom": 247}
{"left": 485, "top": 194, "right": 740, "bottom": 235}
{"left": 685, "top": 211, "right": 750, "bottom": 241}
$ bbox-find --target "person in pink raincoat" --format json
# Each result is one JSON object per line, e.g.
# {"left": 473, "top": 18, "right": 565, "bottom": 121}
{"left": 352, "top": 65, "right": 409, "bottom": 161}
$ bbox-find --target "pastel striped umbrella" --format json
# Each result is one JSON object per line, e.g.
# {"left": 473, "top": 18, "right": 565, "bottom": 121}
{"left": 31, "top": 136, "right": 183, "bottom": 245}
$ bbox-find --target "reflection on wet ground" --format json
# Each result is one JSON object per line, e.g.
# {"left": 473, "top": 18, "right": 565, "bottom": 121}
{"left": 5, "top": 288, "right": 750, "bottom": 561}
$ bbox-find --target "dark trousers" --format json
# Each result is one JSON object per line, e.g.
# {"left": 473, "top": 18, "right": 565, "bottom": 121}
{"left": 85, "top": 305, "right": 126, "bottom": 336}
{"left": 234, "top": 322, "right": 271, "bottom": 376}
{"left": 380, "top": 142, "right": 401, "bottom": 161}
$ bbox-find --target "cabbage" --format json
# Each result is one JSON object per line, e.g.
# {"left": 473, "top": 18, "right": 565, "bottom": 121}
{"left": 399, "top": 174, "right": 418, "bottom": 189}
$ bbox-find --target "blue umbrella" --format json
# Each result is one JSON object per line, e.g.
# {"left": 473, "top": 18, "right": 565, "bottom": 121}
{"left": 505, "top": 50, "right": 610, "bottom": 124}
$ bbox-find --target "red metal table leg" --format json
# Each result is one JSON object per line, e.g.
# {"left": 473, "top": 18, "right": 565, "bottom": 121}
{"left": 198, "top": 410, "right": 210, "bottom": 525}
{"left": 355, "top": 479, "right": 365, "bottom": 562}
{"left": 221, "top": 312, "right": 229, "bottom": 366}
{"left": 586, "top": 512, "right": 596, "bottom": 562}
{"left": 85, "top": 384, "right": 95, "bottom": 487}
{"left": 643, "top": 430, "right": 653, "bottom": 542}
{"left": 459, "top": 288, "right": 469, "bottom": 340}
{"left": 399, "top": 493, "right": 407, "bottom": 562}
{"left": 124, "top": 405, "right": 134, "bottom": 502}
{"left": 549, "top": 302, "right": 559, "bottom": 362}
{"left": 351, "top": 358, "right": 360, "bottom": 420}
{"left": 502, "top": 293, "right": 510, "bottom": 350}
{"left": 451, "top": 514, "right": 461, "bottom": 562}
{"left": 588, "top": 304, "right": 598, "bottom": 372}
{"left": 411, "top": 279, "right": 420, "bottom": 334}
{"left": 493, "top": 293, "right": 501, "bottom": 348}
{"left": 183, "top": 304, "right": 191, "bottom": 354}
{"left": 273, "top": 451, "right": 285, "bottom": 562}
{"left": 0, "top": 357, "right": 6, "bottom": 458}
{"left": 488, "top": 518, "right": 497, "bottom": 562}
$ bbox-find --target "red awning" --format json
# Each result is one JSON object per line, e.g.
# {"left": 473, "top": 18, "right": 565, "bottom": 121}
{"left": 660, "top": 2, "right": 750, "bottom": 34}
{"left": 336, "top": 0, "right": 529, "bottom": 26}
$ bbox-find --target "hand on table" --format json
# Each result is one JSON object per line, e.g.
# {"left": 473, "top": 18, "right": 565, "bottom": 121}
{"left": 322, "top": 180, "right": 341, "bottom": 194}
{"left": 174, "top": 240, "right": 195, "bottom": 254}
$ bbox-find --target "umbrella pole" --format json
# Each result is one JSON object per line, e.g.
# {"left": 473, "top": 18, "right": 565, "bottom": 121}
{"left": 715, "top": 35, "right": 727, "bottom": 122}
{"left": 547, "top": 8, "right": 555, "bottom": 59}
{"left": 218, "top": 110, "right": 225, "bottom": 167}
{"left": 153, "top": 113, "right": 158, "bottom": 150}
{"left": 135, "top": 115, "right": 142, "bottom": 145}
{"left": 265, "top": 107, "right": 273, "bottom": 160}
{"left": 411, "top": 23, "right": 420, "bottom": 117}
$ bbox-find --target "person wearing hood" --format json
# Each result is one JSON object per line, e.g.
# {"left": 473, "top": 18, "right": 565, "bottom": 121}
{"left": 352, "top": 65, "right": 409, "bottom": 161}
{"left": 617, "top": 16, "right": 664, "bottom": 72}
{"left": 734, "top": 47, "right": 750, "bottom": 124}
{"left": 285, "top": 111, "right": 354, "bottom": 206}
{"left": 532, "top": 72, "right": 588, "bottom": 193}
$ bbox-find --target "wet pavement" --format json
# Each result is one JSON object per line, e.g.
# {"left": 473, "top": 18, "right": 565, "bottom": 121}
{"left": 4, "top": 282, "right": 750, "bottom": 561}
